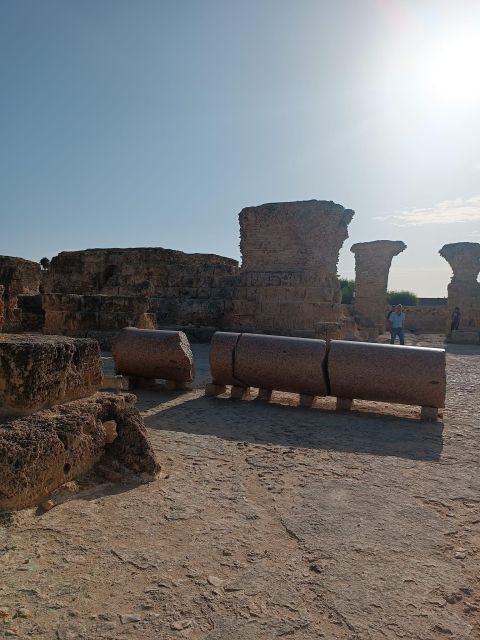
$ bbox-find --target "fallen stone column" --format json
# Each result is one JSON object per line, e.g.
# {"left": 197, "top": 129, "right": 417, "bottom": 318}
{"left": 0, "top": 335, "right": 102, "bottom": 416}
{"left": 0, "top": 393, "right": 159, "bottom": 511}
{"left": 112, "top": 327, "right": 194, "bottom": 384}
{"left": 328, "top": 340, "right": 446, "bottom": 412}
{"left": 207, "top": 331, "right": 328, "bottom": 398}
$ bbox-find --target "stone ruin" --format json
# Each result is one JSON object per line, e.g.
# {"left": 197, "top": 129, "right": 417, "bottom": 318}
{"left": 42, "top": 248, "right": 239, "bottom": 343}
{"left": 0, "top": 334, "right": 159, "bottom": 511}
{"left": 0, "top": 256, "right": 42, "bottom": 332}
{"left": 1, "top": 201, "right": 478, "bottom": 345}
{"left": 351, "top": 240, "right": 406, "bottom": 336}
{"left": 440, "top": 242, "right": 480, "bottom": 343}
{"left": 227, "top": 200, "right": 355, "bottom": 335}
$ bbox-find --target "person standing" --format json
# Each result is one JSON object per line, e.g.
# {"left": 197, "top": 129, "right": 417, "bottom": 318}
{"left": 389, "top": 304, "right": 406, "bottom": 345}
{"left": 450, "top": 306, "right": 461, "bottom": 332}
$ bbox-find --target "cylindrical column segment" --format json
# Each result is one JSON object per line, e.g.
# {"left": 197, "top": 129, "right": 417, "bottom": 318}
{"left": 112, "top": 328, "right": 194, "bottom": 382}
{"left": 209, "top": 331, "right": 328, "bottom": 396}
{"left": 328, "top": 340, "right": 446, "bottom": 408}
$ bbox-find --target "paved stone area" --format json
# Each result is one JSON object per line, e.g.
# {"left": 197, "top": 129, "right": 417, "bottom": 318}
{"left": 1, "top": 336, "right": 479, "bottom": 639}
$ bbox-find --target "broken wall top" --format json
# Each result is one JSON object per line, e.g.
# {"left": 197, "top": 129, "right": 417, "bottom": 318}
{"left": 0, "top": 255, "right": 41, "bottom": 297}
{"left": 44, "top": 247, "right": 239, "bottom": 295}
{"left": 239, "top": 200, "right": 354, "bottom": 272}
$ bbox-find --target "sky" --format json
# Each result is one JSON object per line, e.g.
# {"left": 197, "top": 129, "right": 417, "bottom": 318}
{"left": 1, "top": 0, "right": 480, "bottom": 297}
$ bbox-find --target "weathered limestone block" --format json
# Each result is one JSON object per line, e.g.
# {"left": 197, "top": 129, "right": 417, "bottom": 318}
{"left": 328, "top": 340, "right": 446, "bottom": 408}
{"left": 0, "top": 393, "right": 159, "bottom": 511}
{"left": 351, "top": 240, "right": 406, "bottom": 334}
{"left": 42, "top": 293, "right": 155, "bottom": 334}
{"left": 209, "top": 331, "right": 328, "bottom": 396}
{"left": 0, "top": 256, "right": 41, "bottom": 330}
{"left": 227, "top": 200, "right": 354, "bottom": 334}
{"left": 439, "top": 242, "right": 480, "bottom": 335}
{"left": 112, "top": 327, "right": 194, "bottom": 382}
{"left": 0, "top": 335, "right": 102, "bottom": 416}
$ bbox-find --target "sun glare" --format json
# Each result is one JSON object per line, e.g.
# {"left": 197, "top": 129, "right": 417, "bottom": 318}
{"left": 418, "top": 30, "right": 480, "bottom": 106}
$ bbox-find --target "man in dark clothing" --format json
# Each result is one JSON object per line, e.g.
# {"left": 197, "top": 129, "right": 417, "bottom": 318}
{"left": 450, "top": 307, "right": 461, "bottom": 332}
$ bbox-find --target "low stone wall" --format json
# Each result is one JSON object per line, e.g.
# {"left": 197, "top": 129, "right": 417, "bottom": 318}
{"left": 42, "top": 293, "right": 155, "bottom": 334}
{"left": 0, "top": 256, "right": 41, "bottom": 330}
{"left": 396, "top": 306, "right": 448, "bottom": 333}
{"left": 0, "top": 393, "right": 159, "bottom": 511}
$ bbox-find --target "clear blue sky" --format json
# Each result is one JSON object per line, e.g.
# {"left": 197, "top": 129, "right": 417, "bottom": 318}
{"left": 1, "top": 0, "right": 479, "bottom": 295}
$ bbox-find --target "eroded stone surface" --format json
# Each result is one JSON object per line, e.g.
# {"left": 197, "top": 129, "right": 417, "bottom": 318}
{"left": 351, "top": 240, "right": 406, "bottom": 333}
{"left": 0, "top": 393, "right": 159, "bottom": 511}
{"left": 0, "top": 256, "right": 41, "bottom": 331}
{"left": 112, "top": 328, "right": 194, "bottom": 382}
{"left": 227, "top": 200, "right": 354, "bottom": 334}
{"left": 42, "top": 248, "right": 238, "bottom": 334}
{"left": 0, "top": 335, "right": 102, "bottom": 416}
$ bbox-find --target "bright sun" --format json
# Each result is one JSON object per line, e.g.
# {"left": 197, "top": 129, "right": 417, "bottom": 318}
{"left": 417, "top": 30, "right": 480, "bottom": 106}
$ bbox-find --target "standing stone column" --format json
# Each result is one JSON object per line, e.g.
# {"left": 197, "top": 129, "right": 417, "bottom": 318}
{"left": 439, "top": 242, "right": 480, "bottom": 337}
{"left": 227, "top": 200, "right": 355, "bottom": 334}
{"left": 351, "top": 240, "right": 406, "bottom": 334}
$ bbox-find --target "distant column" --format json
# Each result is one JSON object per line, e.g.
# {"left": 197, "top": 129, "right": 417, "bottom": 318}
{"left": 351, "top": 240, "right": 406, "bottom": 334}
{"left": 439, "top": 242, "right": 480, "bottom": 333}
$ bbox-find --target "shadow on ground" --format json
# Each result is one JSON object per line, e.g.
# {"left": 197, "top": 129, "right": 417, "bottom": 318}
{"left": 144, "top": 393, "right": 444, "bottom": 462}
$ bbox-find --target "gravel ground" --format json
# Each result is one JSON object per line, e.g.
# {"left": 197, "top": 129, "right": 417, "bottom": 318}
{"left": 1, "top": 335, "right": 479, "bottom": 639}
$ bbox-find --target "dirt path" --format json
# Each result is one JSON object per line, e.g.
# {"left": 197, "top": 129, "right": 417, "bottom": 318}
{"left": 1, "top": 337, "right": 479, "bottom": 639}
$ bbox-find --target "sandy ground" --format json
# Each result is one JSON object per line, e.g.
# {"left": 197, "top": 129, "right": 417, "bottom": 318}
{"left": 1, "top": 334, "right": 479, "bottom": 639}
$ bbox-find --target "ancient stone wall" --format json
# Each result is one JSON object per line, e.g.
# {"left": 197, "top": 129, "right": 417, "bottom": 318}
{"left": 43, "top": 294, "right": 155, "bottom": 335}
{"left": 0, "top": 256, "right": 41, "bottom": 331}
{"left": 439, "top": 242, "right": 480, "bottom": 336}
{"left": 351, "top": 240, "right": 406, "bottom": 334}
{"left": 43, "top": 248, "right": 239, "bottom": 334}
{"left": 396, "top": 305, "right": 447, "bottom": 333}
{"left": 45, "top": 248, "right": 238, "bottom": 296}
{"left": 0, "top": 285, "right": 4, "bottom": 331}
{"left": 226, "top": 200, "right": 354, "bottom": 334}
